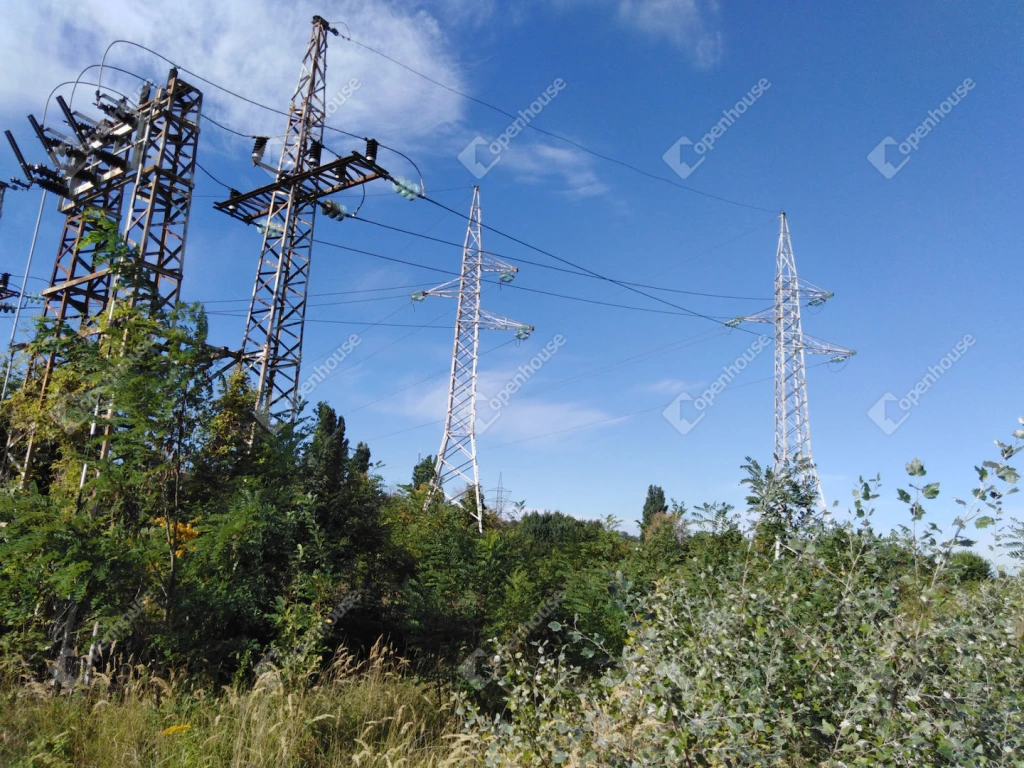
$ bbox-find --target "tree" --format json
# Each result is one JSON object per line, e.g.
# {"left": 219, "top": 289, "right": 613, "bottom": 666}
{"left": 742, "top": 458, "right": 818, "bottom": 555}
{"left": 302, "top": 403, "right": 349, "bottom": 500}
{"left": 350, "top": 442, "right": 371, "bottom": 476}
{"left": 946, "top": 550, "right": 992, "bottom": 584}
{"left": 411, "top": 455, "right": 436, "bottom": 490}
{"left": 640, "top": 485, "right": 667, "bottom": 532}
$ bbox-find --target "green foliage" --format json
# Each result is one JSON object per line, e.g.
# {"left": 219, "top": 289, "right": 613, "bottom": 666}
{"left": 640, "top": 484, "right": 667, "bottom": 531}
{"left": 946, "top": 550, "right": 992, "bottom": 584}
{"left": 459, "top": 423, "right": 1024, "bottom": 765}
{"left": 410, "top": 455, "right": 436, "bottom": 490}
{"left": 1, "top": 219, "right": 1022, "bottom": 763}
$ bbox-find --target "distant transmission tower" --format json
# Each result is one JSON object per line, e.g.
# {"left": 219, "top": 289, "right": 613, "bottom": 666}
{"left": 215, "top": 15, "right": 391, "bottom": 424}
{"left": 413, "top": 186, "right": 532, "bottom": 532}
{"left": 491, "top": 472, "right": 509, "bottom": 518}
{"left": 730, "top": 213, "right": 854, "bottom": 505}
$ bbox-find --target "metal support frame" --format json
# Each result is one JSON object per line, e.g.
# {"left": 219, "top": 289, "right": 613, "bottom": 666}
{"left": 734, "top": 213, "right": 854, "bottom": 506}
{"left": 214, "top": 16, "right": 391, "bottom": 424}
{"left": 4, "top": 70, "right": 202, "bottom": 484}
{"left": 417, "top": 187, "right": 532, "bottom": 531}
{"left": 118, "top": 70, "right": 202, "bottom": 316}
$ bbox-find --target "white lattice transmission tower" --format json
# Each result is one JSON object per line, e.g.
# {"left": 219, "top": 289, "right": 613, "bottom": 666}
{"left": 732, "top": 213, "right": 854, "bottom": 505}
{"left": 413, "top": 186, "right": 532, "bottom": 531}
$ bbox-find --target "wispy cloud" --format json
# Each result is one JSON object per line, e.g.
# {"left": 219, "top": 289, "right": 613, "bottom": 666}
{"left": 498, "top": 142, "right": 611, "bottom": 198}
{"left": 368, "top": 367, "right": 616, "bottom": 444}
{"left": 0, "top": 0, "right": 466, "bottom": 150}
{"left": 555, "top": 0, "right": 725, "bottom": 68}
{"left": 644, "top": 377, "right": 704, "bottom": 396}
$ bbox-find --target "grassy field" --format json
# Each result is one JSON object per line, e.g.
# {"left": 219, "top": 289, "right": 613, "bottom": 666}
{"left": 0, "top": 643, "right": 475, "bottom": 768}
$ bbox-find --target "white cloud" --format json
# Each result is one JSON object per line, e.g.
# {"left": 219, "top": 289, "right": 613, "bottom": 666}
{"left": 555, "top": 0, "right": 724, "bottom": 68}
{"left": 367, "top": 366, "right": 617, "bottom": 443}
{"left": 645, "top": 377, "right": 702, "bottom": 396}
{"left": 0, "top": 0, "right": 466, "bottom": 153}
{"left": 497, "top": 142, "right": 610, "bottom": 198}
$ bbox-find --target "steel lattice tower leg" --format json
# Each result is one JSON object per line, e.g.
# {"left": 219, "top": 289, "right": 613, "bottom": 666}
{"left": 7, "top": 70, "right": 202, "bottom": 484}
{"left": 118, "top": 71, "right": 202, "bottom": 316}
{"left": 417, "top": 187, "right": 532, "bottom": 531}
{"left": 240, "top": 17, "right": 332, "bottom": 422}
{"left": 94, "top": 72, "right": 202, "bottom": 467}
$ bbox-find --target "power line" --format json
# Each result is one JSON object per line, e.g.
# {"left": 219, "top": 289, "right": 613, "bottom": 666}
{"left": 348, "top": 215, "right": 771, "bottom": 301}
{"left": 196, "top": 282, "right": 436, "bottom": 304}
{"left": 339, "top": 34, "right": 776, "bottom": 214}
{"left": 489, "top": 359, "right": 834, "bottom": 448}
{"left": 419, "top": 194, "right": 762, "bottom": 334}
{"left": 98, "top": 38, "right": 776, "bottom": 214}
{"left": 311, "top": 238, "right": 735, "bottom": 319}
{"left": 195, "top": 160, "right": 232, "bottom": 189}
{"left": 202, "top": 292, "right": 416, "bottom": 312}
{"left": 96, "top": 40, "right": 420, "bottom": 179}
{"left": 91, "top": 47, "right": 775, "bottom": 316}
{"left": 203, "top": 312, "right": 451, "bottom": 329}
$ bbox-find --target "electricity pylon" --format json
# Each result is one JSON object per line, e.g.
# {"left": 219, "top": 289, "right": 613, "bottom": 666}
{"left": 214, "top": 15, "right": 391, "bottom": 424}
{"left": 730, "top": 213, "right": 854, "bottom": 506}
{"left": 413, "top": 186, "right": 532, "bottom": 532}
{"left": 4, "top": 70, "right": 202, "bottom": 484}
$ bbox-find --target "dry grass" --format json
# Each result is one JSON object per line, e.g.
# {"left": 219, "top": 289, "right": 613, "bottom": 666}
{"left": 0, "top": 642, "right": 479, "bottom": 767}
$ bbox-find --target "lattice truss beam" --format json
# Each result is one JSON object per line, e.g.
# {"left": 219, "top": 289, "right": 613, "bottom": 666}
{"left": 414, "top": 186, "right": 532, "bottom": 531}
{"left": 213, "top": 16, "right": 392, "bottom": 423}
{"left": 4, "top": 69, "right": 202, "bottom": 483}
{"left": 730, "top": 213, "right": 854, "bottom": 505}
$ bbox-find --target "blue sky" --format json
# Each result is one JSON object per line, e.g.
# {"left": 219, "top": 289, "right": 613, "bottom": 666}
{"left": 0, "top": 0, "right": 1021, "bottom": 556}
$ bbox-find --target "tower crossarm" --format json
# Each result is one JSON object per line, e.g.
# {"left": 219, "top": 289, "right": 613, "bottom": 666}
{"left": 478, "top": 309, "right": 532, "bottom": 334}
{"left": 413, "top": 277, "right": 460, "bottom": 301}
{"left": 728, "top": 306, "right": 775, "bottom": 326}
{"left": 795, "top": 333, "right": 855, "bottom": 361}
{"left": 212, "top": 149, "right": 388, "bottom": 225}
{"left": 726, "top": 287, "right": 838, "bottom": 328}
{"left": 796, "top": 277, "right": 834, "bottom": 307}
{"left": 481, "top": 256, "right": 518, "bottom": 276}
